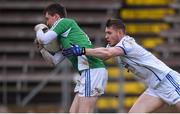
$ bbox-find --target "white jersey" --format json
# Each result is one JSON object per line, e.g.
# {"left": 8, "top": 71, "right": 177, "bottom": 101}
{"left": 114, "top": 35, "right": 172, "bottom": 88}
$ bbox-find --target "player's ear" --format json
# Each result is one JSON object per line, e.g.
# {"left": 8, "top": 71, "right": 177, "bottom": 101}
{"left": 116, "top": 29, "right": 121, "bottom": 36}
{"left": 54, "top": 13, "right": 60, "bottom": 19}
{"left": 118, "top": 29, "right": 124, "bottom": 36}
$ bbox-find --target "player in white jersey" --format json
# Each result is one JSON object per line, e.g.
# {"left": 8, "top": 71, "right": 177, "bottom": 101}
{"left": 62, "top": 19, "right": 180, "bottom": 112}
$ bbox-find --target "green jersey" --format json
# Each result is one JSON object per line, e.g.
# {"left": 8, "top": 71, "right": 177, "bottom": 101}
{"left": 50, "top": 18, "right": 105, "bottom": 71}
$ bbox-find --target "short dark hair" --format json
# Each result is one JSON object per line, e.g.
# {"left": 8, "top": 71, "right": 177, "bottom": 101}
{"left": 106, "top": 19, "right": 126, "bottom": 33}
{"left": 44, "top": 3, "right": 67, "bottom": 18}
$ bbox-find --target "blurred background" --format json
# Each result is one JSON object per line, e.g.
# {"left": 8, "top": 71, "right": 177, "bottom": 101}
{"left": 0, "top": 0, "right": 180, "bottom": 113}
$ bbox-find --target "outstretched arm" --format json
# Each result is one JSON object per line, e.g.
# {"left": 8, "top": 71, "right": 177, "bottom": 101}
{"left": 85, "top": 47, "right": 124, "bottom": 60}
{"left": 62, "top": 44, "right": 124, "bottom": 60}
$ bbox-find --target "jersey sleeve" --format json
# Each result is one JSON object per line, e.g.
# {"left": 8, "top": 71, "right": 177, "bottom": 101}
{"left": 40, "top": 48, "right": 65, "bottom": 66}
{"left": 36, "top": 30, "right": 57, "bottom": 44}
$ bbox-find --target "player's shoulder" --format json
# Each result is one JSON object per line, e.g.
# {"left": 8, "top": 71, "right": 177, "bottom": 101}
{"left": 60, "top": 18, "right": 76, "bottom": 23}
{"left": 121, "top": 35, "right": 136, "bottom": 45}
{"left": 51, "top": 18, "right": 75, "bottom": 30}
{"left": 115, "top": 35, "right": 138, "bottom": 52}
{"left": 53, "top": 18, "right": 75, "bottom": 25}
{"left": 123, "top": 35, "right": 135, "bottom": 42}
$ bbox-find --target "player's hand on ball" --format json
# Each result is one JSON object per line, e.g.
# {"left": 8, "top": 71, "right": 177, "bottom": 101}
{"left": 62, "top": 44, "right": 86, "bottom": 56}
{"left": 34, "top": 23, "right": 48, "bottom": 32}
{"left": 34, "top": 38, "right": 43, "bottom": 51}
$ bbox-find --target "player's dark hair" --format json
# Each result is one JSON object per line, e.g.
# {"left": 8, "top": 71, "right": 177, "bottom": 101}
{"left": 106, "top": 19, "right": 126, "bottom": 33}
{"left": 44, "top": 3, "right": 67, "bottom": 18}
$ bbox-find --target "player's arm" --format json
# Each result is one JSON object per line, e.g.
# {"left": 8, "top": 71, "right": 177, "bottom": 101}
{"left": 40, "top": 48, "right": 65, "bottom": 66}
{"left": 62, "top": 44, "right": 125, "bottom": 60}
{"left": 85, "top": 47, "right": 124, "bottom": 60}
{"left": 34, "top": 24, "right": 57, "bottom": 44}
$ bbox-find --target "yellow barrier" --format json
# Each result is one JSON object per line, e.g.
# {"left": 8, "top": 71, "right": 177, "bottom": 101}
{"left": 124, "top": 97, "right": 138, "bottom": 108}
{"left": 105, "top": 82, "right": 145, "bottom": 94}
{"left": 108, "top": 67, "right": 134, "bottom": 79}
{"left": 108, "top": 67, "right": 121, "bottom": 78}
{"left": 126, "top": 0, "right": 175, "bottom": 6}
{"left": 96, "top": 96, "right": 139, "bottom": 109}
{"left": 126, "top": 23, "right": 170, "bottom": 34}
{"left": 121, "top": 9, "right": 175, "bottom": 20}
{"left": 105, "top": 82, "right": 119, "bottom": 94}
{"left": 96, "top": 97, "right": 119, "bottom": 109}
{"left": 141, "top": 38, "right": 164, "bottom": 49}
{"left": 124, "top": 82, "right": 145, "bottom": 94}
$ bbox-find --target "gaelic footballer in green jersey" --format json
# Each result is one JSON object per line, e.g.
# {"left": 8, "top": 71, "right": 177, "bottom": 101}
{"left": 34, "top": 3, "right": 108, "bottom": 113}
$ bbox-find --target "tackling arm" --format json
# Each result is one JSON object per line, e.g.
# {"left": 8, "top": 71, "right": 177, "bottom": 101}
{"left": 40, "top": 48, "right": 65, "bottom": 66}
{"left": 85, "top": 47, "right": 124, "bottom": 60}
{"left": 62, "top": 44, "right": 125, "bottom": 60}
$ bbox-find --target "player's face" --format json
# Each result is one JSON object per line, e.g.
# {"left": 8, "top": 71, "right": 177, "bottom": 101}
{"left": 45, "top": 12, "right": 59, "bottom": 27}
{"left": 105, "top": 27, "right": 122, "bottom": 46}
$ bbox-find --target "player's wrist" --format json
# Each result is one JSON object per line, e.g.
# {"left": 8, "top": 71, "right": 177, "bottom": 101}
{"left": 81, "top": 47, "right": 86, "bottom": 55}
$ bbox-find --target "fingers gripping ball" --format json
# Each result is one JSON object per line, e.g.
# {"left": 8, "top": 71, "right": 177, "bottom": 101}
{"left": 34, "top": 24, "right": 48, "bottom": 32}
{"left": 34, "top": 38, "right": 43, "bottom": 50}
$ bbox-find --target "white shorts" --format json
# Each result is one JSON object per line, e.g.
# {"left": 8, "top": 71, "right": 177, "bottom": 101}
{"left": 144, "top": 70, "right": 180, "bottom": 105}
{"left": 74, "top": 68, "right": 108, "bottom": 97}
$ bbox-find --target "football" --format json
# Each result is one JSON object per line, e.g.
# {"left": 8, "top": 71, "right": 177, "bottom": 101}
{"left": 43, "top": 38, "right": 61, "bottom": 53}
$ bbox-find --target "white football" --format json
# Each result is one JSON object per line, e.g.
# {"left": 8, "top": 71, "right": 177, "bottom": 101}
{"left": 43, "top": 38, "right": 61, "bottom": 53}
